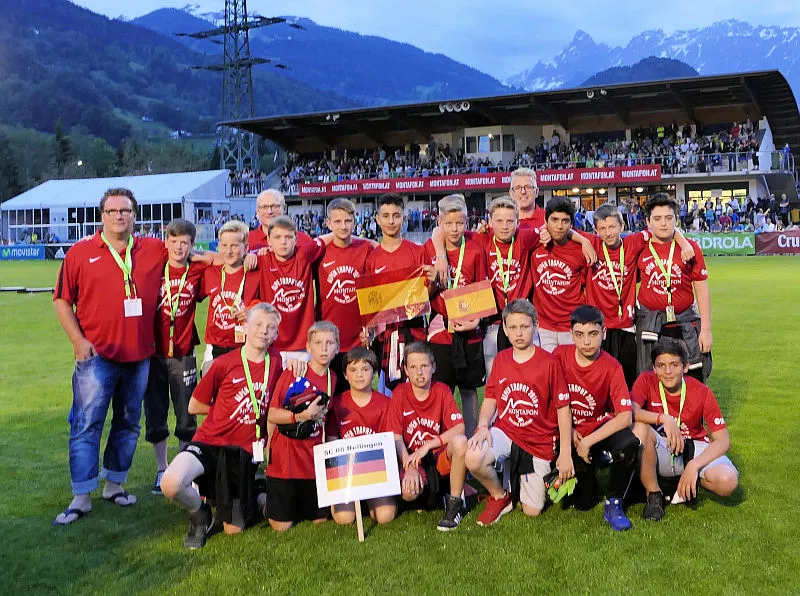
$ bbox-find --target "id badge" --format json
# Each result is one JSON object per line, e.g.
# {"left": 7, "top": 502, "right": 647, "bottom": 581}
{"left": 665, "top": 305, "right": 676, "bottom": 323}
{"left": 252, "top": 439, "right": 264, "bottom": 463}
{"left": 124, "top": 298, "right": 143, "bottom": 318}
{"left": 234, "top": 324, "right": 246, "bottom": 343}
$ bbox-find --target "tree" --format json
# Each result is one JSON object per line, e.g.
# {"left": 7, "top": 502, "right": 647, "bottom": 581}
{"left": 0, "top": 132, "right": 23, "bottom": 203}
{"left": 53, "top": 120, "right": 73, "bottom": 177}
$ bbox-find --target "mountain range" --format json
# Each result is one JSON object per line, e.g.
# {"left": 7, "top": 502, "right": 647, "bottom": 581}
{"left": 505, "top": 19, "right": 800, "bottom": 98}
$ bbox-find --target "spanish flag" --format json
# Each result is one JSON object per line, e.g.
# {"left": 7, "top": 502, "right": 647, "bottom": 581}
{"left": 355, "top": 266, "right": 430, "bottom": 329}
{"left": 443, "top": 279, "right": 497, "bottom": 323}
{"left": 325, "top": 449, "right": 388, "bottom": 492}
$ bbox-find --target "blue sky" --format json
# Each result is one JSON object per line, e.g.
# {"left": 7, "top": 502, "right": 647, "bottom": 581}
{"left": 72, "top": 0, "right": 800, "bottom": 80}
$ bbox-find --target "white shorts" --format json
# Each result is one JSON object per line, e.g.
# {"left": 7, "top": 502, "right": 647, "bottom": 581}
{"left": 652, "top": 428, "right": 738, "bottom": 479}
{"left": 483, "top": 323, "right": 500, "bottom": 379}
{"left": 537, "top": 328, "right": 573, "bottom": 353}
{"left": 488, "top": 427, "right": 551, "bottom": 511}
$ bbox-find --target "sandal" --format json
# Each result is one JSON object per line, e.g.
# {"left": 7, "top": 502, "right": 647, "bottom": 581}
{"left": 103, "top": 491, "right": 136, "bottom": 507}
{"left": 52, "top": 508, "right": 88, "bottom": 526}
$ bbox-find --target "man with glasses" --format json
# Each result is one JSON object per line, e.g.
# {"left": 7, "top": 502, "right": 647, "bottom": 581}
{"left": 53, "top": 188, "right": 168, "bottom": 525}
{"left": 249, "top": 189, "right": 313, "bottom": 250}
{"left": 509, "top": 167, "right": 545, "bottom": 230}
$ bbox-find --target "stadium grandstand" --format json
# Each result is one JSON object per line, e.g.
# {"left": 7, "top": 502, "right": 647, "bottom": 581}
{"left": 225, "top": 70, "right": 799, "bottom": 234}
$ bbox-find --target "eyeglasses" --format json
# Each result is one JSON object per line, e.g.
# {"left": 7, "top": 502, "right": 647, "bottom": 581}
{"left": 103, "top": 208, "right": 134, "bottom": 216}
{"left": 257, "top": 204, "right": 282, "bottom": 211}
{"left": 511, "top": 185, "right": 536, "bottom": 193}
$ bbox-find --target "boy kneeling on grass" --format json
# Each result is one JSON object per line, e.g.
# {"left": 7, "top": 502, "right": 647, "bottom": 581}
{"left": 160, "top": 302, "right": 282, "bottom": 549}
{"left": 385, "top": 342, "right": 469, "bottom": 531}
{"left": 632, "top": 337, "right": 738, "bottom": 521}
{"left": 266, "top": 321, "right": 339, "bottom": 531}
{"left": 326, "top": 347, "right": 395, "bottom": 525}
{"left": 465, "top": 299, "right": 574, "bottom": 526}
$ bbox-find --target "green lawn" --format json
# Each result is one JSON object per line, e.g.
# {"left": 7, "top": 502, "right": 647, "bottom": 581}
{"left": 1, "top": 257, "right": 798, "bottom": 594}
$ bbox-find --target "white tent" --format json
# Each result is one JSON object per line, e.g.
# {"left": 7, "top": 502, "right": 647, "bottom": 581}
{"left": 1, "top": 170, "right": 230, "bottom": 243}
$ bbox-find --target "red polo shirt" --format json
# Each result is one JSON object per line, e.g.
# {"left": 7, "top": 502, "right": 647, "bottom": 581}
{"left": 54, "top": 232, "right": 167, "bottom": 362}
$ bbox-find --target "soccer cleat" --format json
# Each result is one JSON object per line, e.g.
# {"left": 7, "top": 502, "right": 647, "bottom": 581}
{"left": 183, "top": 503, "right": 213, "bottom": 549}
{"left": 642, "top": 491, "right": 666, "bottom": 521}
{"left": 603, "top": 498, "right": 632, "bottom": 531}
{"left": 476, "top": 492, "right": 513, "bottom": 526}
{"left": 437, "top": 495, "right": 464, "bottom": 531}
{"left": 151, "top": 471, "right": 164, "bottom": 495}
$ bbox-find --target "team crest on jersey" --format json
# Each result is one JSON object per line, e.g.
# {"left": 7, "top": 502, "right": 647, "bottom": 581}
{"left": 228, "top": 383, "right": 269, "bottom": 425}
{"left": 325, "top": 265, "right": 359, "bottom": 304}
{"left": 535, "top": 258, "right": 573, "bottom": 296}
{"left": 489, "top": 256, "right": 521, "bottom": 292}
{"left": 642, "top": 257, "right": 683, "bottom": 295}
{"left": 591, "top": 260, "right": 626, "bottom": 292}
{"left": 210, "top": 291, "right": 241, "bottom": 330}
{"left": 568, "top": 383, "right": 597, "bottom": 419}
{"left": 271, "top": 277, "right": 306, "bottom": 312}
{"left": 406, "top": 416, "right": 441, "bottom": 449}
{"left": 499, "top": 383, "right": 539, "bottom": 427}
{"left": 159, "top": 279, "right": 197, "bottom": 318}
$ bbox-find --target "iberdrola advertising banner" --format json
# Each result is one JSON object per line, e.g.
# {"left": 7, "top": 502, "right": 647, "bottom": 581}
{"left": 685, "top": 233, "right": 756, "bottom": 256}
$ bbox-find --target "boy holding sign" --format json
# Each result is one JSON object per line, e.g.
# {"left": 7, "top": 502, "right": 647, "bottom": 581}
{"left": 326, "top": 347, "right": 395, "bottom": 525}
{"left": 385, "top": 342, "right": 469, "bottom": 531}
{"left": 266, "top": 321, "right": 339, "bottom": 531}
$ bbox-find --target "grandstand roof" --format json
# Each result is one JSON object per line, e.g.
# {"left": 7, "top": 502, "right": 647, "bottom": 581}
{"left": 1, "top": 170, "right": 230, "bottom": 210}
{"left": 227, "top": 70, "right": 800, "bottom": 154}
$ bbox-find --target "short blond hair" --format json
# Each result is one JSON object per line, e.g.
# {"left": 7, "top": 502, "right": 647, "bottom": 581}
{"left": 489, "top": 196, "right": 519, "bottom": 218}
{"left": 308, "top": 320, "right": 340, "bottom": 347}
{"left": 438, "top": 194, "right": 467, "bottom": 217}
{"left": 327, "top": 198, "right": 355, "bottom": 217}
{"left": 267, "top": 215, "right": 297, "bottom": 235}
{"left": 218, "top": 220, "right": 249, "bottom": 243}
{"left": 510, "top": 168, "right": 537, "bottom": 190}
{"left": 247, "top": 302, "right": 282, "bottom": 324}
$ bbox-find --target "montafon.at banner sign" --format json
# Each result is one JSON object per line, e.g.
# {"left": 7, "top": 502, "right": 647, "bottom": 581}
{"left": 755, "top": 230, "right": 800, "bottom": 255}
{"left": 685, "top": 233, "right": 755, "bottom": 256}
{"left": 297, "top": 165, "right": 662, "bottom": 197}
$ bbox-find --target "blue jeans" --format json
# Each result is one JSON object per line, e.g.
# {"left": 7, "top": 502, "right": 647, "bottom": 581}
{"left": 69, "top": 355, "right": 150, "bottom": 495}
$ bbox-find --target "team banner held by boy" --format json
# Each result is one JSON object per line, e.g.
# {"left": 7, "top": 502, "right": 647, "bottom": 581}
{"left": 313, "top": 432, "right": 401, "bottom": 508}
{"left": 355, "top": 266, "right": 430, "bottom": 329}
{"left": 442, "top": 279, "right": 498, "bottom": 323}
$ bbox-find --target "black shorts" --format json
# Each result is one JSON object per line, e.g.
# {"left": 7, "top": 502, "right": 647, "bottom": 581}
{"left": 182, "top": 442, "right": 259, "bottom": 527}
{"left": 265, "top": 477, "right": 329, "bottom": 523}
{"left": 211, "top": 345, "right": 236, "bottom": 359}
{"left": 429, "top": 340, "right": 486, "bottom": 390}
{"left": 602, "top": 328, "right": 637, "bottom": 390}
{"left": 143, "top": 354, "right": 198, "bottom": 444}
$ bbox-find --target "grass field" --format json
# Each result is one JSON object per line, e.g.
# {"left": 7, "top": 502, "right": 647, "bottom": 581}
{"left": 1, "top": 257, "right": 799, "bottom": 595}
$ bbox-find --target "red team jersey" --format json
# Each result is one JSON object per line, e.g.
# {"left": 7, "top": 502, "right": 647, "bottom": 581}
{"left": 584, "top": 232, "right": 647, "bottom": 329}
{"left": 154, "top": 261, "right": 208, "bottom": 358}
{"left": 257, "top": 239, "right": 326, "bottom": 352}
{"left": 268, "top": 367, "right": 336, "bottom": 480}
{"left": 192, "top": 347, "right": 282, "bottom": 454}
{"left": 485, "top": 348, "right": 571, "bottom": 460}
{"left": 518, "top": 208, "right": 545, "bottom": 231}
{"left": 365, "top": 239, "right": 426, "bottom": 275}
{"left": 554, "top": 345, "right": 632, "bottom": 436}
{"left": 384, "top": 382, "right": 464, "bottom": 452}
{"left": 423, "top": 236, "right": 488, "bottom": 345}
{"left": 54, "top": 233, "right": 167, "bottom": 362}
{"left": 325, "top": 390, "right": 391, "bottom": 439}
{"left": 631, "top": 372, "right": 726, "bottom": 443}
{"left": 200, "top": 265, "right": 260, "bottom": 348}
{"left": 248, "top": 227, "right": 314, "bottom": 252}
{"left": 317, "top": 239, "right": 372, "bottom": 352}
{"left": 636, "top": 238, "right": 708, "bottom": 314}
{"left": 466, "top": 229, "right": 539, "bottom": 316}
{"left": 530, "top": 239, "right": 588, "bottom": 332}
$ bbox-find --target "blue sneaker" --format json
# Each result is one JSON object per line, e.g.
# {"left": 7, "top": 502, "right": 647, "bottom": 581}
{"left": 604, "top": 498, "right": 632, "bottom": 531}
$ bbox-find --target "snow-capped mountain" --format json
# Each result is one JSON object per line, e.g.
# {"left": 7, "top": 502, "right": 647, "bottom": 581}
{"left": 506, "top": 19, "right": 800, "bottom": 96}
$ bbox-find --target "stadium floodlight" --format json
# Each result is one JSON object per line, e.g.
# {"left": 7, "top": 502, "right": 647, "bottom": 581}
{"left": 461, "top": 101, "right": 471, "bottom": 111}
{"left": 454, "top": 103, "right": 462, "bottom": 112}
{"left": 446, "top": 103, "right": 455, "bottom": 112}
{"left": 439, "top": 103, "right": 447, "bottom": 113}
{"left": 586, "top": 90, "right": 595, "bottom": 99}
{"left": 600, "top": 88, "right": 607, "bottom": 96}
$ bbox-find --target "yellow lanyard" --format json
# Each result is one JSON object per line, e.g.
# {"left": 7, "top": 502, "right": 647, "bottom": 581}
{"left": 100, "top": 233, "right": 134, "bottom": 298}
{"left": 241, "top": 347, "right": 270, "bottom": 440}
{"left": 448, "top": 238, "right": 466, "bottom": 290}
{"left": 164, "top": 262, "right": 189, "bottom": 357}
{"left": 648, "top": 239, "right": 676, "bottom": 305}
{"left": 602, "top": 241, "right": 625, "bottom": 316}
{"left": 221, "top": 266, "right": 246, "bottom": 315}
{"left": 493, "top": 236, "right": 514, "bottom": 294}
{"left": 658, "top": 379, "right": 686, "bottom": 464}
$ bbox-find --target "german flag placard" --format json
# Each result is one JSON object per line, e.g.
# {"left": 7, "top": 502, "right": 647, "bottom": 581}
{"left": 355, "top": 266, "right": 430, "bottom": 329}
{"left": 325, "top": 449, "right": 387, "bottom": 492}
{"left": 442, "top": 279, "right": 497, "bottom": 323}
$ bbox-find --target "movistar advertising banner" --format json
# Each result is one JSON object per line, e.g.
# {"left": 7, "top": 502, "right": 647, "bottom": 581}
{"left": 0, "top": 245, "right": 46, "bottom": 260}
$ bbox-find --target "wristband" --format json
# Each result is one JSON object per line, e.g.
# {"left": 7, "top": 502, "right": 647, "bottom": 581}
{"left": 477, "top": 424, "right": 488, "bottom": 431}
{"left": 291, "top": 412, "right": 297, "bottom": 424}
{"left": 657, "top": 414, "right": 663, "bottom": 425}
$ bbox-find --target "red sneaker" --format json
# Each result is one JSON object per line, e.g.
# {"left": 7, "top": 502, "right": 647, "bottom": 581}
{"left": 476, "top": 492, "right": 512, "bottom": 526}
